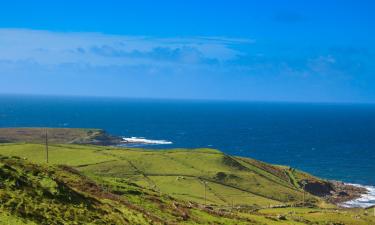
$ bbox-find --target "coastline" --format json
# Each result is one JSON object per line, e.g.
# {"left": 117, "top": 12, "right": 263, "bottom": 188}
{"left": 1, "top": 127, "right": 374, "bottom": 209}
{"left": 340, "top": 184, "right": 375, "bottom": 208}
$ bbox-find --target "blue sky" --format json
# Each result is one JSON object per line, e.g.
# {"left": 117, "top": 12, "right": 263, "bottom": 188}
{"left": 0, "top": 0, "right": 374, "bottom": 103}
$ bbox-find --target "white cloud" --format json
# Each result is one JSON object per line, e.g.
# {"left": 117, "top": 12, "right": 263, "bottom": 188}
{"left": 0, "top": 29, "right": 253, "bottom": 68}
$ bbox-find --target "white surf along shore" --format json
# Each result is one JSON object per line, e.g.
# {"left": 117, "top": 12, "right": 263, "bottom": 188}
{"left": 341, "top": 183, "right": 375, "bottom": 208}
{"left": 121, "top": 137, "right": 173, "bottom": 145}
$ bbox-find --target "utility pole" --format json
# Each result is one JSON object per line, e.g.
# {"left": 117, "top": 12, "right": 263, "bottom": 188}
{"left": 45, "top": 129, "right": 49, "bottom": 163}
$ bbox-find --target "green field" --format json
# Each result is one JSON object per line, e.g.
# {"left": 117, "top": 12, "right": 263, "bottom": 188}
{"left": 0, "top": 143, "right": 313, "bottom": 206}
{"left": 0, "top": 142, "right": 374, "bottom": 224}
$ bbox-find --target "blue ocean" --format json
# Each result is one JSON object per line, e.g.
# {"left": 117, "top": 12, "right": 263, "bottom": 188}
{"left": 1, "top": 95, "right": 375, "bottom": 189}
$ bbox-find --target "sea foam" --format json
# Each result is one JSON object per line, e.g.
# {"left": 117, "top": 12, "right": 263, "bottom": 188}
{"left": 341, "top": 184, "right": 375, "bottom": 208}
{"left": 122, "top": 137, "right": 173, "bottom": 145}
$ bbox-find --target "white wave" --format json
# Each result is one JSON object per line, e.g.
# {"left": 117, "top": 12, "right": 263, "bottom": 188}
{"left": 122, "top": 137, "right": 172, "bottom": 145}
{"left": 340, "top": 183, "right": 375, "bottom": 208}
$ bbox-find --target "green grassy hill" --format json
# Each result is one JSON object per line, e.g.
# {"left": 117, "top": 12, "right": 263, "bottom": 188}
{"left": 0, "top": 155, "right": 252, "bottom": 224}
{"left": 0, "top": 143, "right": 320, "bottom": 206}
{"left": 0, "top": 129, "right": 374, "bottom": 224}
{"left": 0, "top": 143, "right": 374, "bottom": 224}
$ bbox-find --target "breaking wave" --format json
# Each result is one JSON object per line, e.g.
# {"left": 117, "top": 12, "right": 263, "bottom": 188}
{"left": 121, "top": 137, "right": 173, "bottom": 145}
{"left": 341, "top": 184, "right": 375, "bottom": 208}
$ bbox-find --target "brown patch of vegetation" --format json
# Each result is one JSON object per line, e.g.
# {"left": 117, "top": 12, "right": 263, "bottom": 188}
{"left": 0, "top": 128, "right": 123, "bottom": 145}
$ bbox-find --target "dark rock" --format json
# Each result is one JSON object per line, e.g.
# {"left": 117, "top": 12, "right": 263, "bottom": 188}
{"left": 302, "top": 181, "right": 334, "bottom": 197}
{"left": 338, "top": 191, "right": 349, "bottom": 197}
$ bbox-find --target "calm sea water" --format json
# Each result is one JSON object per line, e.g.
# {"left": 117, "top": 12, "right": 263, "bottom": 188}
{"left": 1, "top": 95, "right": 375, "bottom": 186}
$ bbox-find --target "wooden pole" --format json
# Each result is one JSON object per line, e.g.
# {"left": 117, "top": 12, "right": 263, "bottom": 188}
{"left": 45, "top": 129, "right": 49, "bottom": 163}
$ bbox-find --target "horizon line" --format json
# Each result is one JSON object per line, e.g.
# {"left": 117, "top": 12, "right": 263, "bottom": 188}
{"left": 1, "top": 92, "right": 374, "bottom": 106}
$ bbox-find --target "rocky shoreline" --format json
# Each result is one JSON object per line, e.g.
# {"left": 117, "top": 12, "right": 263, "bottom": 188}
{"left": 71, "top": 129, "right": 124, "bottom": 145}
{"left": 301, "top": 179, "right": 369, "bottom": 206}
{"left": 327, "top": 181, "right": 368, "bottom": 205}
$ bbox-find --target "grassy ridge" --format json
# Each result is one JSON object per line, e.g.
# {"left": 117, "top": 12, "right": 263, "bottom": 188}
{"left": 0, "top": 128, "right": 122, "bottom": 145}
{"left": 0, "top": 155, "right": 260, "bottom": 224}
{"left": 0, "top": 143, "right": 374, "bottom": 224}
{"left": 0, "top": 144, "right": 312, "bottom": 205}
{"left": 0, "top": 128, "right": 98, "bottom": 144}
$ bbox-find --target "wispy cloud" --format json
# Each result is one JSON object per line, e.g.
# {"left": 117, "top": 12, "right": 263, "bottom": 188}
{"left": 2, "top": 28, "right": 367, "bottom": 80}
{"left": 0, "top": 29, "right": 253, "bottom": 68}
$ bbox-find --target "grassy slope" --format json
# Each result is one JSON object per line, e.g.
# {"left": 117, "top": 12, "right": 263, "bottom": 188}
{"left": 0, "top": 128, "right": 101, "bottom": 144}
{"left": 0, "top": 144, "right": 309, "bottom": 205}
{"left": 0, "top": 143, "right": 374, "bottom": 224}
{"left": 0, "top": 155, "right": 252, "bottom": 225}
